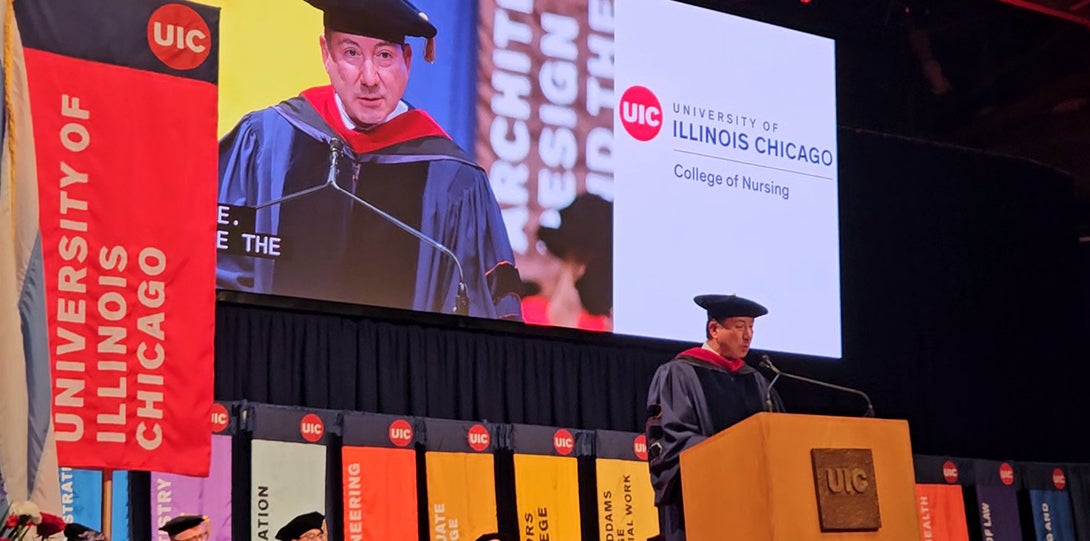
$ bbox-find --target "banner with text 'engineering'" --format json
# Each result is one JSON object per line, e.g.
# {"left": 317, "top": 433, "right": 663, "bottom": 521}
{"left": 340, "top": 412, "right": 419, "bottom": 541}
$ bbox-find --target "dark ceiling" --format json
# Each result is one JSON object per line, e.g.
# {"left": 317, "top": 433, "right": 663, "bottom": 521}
{"left": 691, "top": 0, "right": 1090, "bottom": 237}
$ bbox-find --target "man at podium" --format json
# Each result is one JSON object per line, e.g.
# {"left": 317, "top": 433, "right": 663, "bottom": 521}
{"left": 645, "top": 294, "right": 783, "bottom": 541}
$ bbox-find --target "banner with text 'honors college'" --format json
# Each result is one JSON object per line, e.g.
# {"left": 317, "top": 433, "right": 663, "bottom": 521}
{"left": 17, "top": 0, "right": 218, "bottom": 474}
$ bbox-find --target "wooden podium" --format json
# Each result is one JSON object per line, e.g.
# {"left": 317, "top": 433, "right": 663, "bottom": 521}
{"left": 679, "top": 413, "right": 920, "bottom": 541}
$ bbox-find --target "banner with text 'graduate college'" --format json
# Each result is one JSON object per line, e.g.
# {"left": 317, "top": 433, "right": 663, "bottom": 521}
{"left": 595, "top": 430, "right": 658, "bottom": 541}
{"left": 510, "top": 425, "right": 587, "bottom": 541}
{"left": 340, "top": 412, "right": 419, "bottom": 541}
{"left": 151, "top": 402, "right": 237, "bottom": 541}
{"left": 249, "top": 405, "right": 334, "bottom": 541}
{"left": 16, "top": 0, "right": 218, "bottom": 475}
{"left": 424, "top": 419, "right": 499, "bottom": 541}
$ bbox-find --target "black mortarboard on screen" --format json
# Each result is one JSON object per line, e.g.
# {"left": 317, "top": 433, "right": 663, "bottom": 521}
{"left": 159, "top": 515, "right": 206, "bottom": 538}
{"left": 303, "top": 0, "right": 438, "bottom": 62}
{"left": 694, "top": 294, "right": 768, "bottom": 320}
{"left": 275, "top": 512, "right": 325, "bottom": 541}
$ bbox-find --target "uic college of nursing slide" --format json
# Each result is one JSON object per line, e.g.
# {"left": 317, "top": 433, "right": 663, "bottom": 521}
{"left": 614, "top": 0, "right": 842, "bottom": 358}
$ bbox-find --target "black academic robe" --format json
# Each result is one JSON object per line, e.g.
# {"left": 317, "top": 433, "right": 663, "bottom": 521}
{"left": 217, "top": 86, "right": 522, "bottom": 319}
{"left": 645, "top": 348, "right": 783, "bottom": 541}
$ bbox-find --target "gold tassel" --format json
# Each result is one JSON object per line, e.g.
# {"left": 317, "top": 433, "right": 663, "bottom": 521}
{"left": 425, "top": 36, "right": 436, "bottom": 63}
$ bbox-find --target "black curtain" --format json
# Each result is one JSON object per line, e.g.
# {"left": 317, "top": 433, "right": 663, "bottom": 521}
{"left": 214, "top": 128, "right": 1090, "bottom": 462}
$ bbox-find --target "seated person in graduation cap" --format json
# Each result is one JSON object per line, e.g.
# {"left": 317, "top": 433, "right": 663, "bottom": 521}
{"left": 275, "top": 512, "right": 326, "bottom": 541}
{"left": 159, "top": 515, "right": 209, "bottom": 541}
{"left": 645, "top": 294, "right": 783, "bottom": 541}
{"left": 217, "top": 0, "right": 522, "bottom": 319}
{"left": 63, "top": 523, "right": 107, "bottom": 541}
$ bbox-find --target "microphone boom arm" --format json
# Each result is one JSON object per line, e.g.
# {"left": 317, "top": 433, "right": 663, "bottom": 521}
{"left": 760, "top": 356, "right": 875, "bottom": 417}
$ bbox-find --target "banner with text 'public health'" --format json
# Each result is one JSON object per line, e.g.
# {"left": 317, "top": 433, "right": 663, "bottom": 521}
{"left": 16, "top": 0, "right": 218, "bottom": 475}
{"left": 595, "top": 430, "right": 658, "bottom": 541}
{"left": 973, "top": 459, "right": 1023, "bottom": 541}
{"left": 424, "top": 419, "right": 499, "bottom": 541}
{"left": 912, "top": 455, "right": 971, "bottom": 541}
{"left": 150, "top": 402, "right": 237, "bottom": 541}
{"left": 340, "top": 412, "right": 419, "bottom": 541}
{"left": 1020, "top": 463, "right": 1076, "bottom": 541}
{"left": 249, "top": 405, "right": 334, "bottom": 541}
{"left": 510, "top": 425, "right": 587, "bottom": 541}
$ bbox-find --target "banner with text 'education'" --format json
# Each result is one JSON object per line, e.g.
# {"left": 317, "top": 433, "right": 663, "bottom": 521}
{"left": 423, "top": 420, "right": 498, "bottom": 541}
{"left": 340, "top": 413, "right": 419, "bottom": 541}
{"left": 510, "top": 425, "right": 586, "bottom": 541}
{"left": 249, "top": 405, "right": 333, "bottom": 541}
{"left": 595, "top": 430, "right": 658, "bottom": 541}
{"left": 150, "top": 402, "right": 237, "bottom": 541}
{"left": 16, "top": 0, "right": 218, "bottom": 475}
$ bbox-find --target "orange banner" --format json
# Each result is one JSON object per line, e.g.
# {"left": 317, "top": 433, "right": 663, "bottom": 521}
{"left": 596, "top": 458, "right": 658, "bottom": 541}
{"left": 916, "top": 484, "right": 970, "bottom": 541}
{"left": 425, "top": 452, "right": 497, "bottom": 540}
{"left": 342, "top": 446, "right": 417, "bottom": 541}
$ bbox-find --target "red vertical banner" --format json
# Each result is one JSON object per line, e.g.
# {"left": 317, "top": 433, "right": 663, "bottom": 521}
{"left": 18, "top": 0, "right": 218, "bottom": 475}
{"left": 915, "top": 484, "right": 971, "bottom": 541}
{"left": 340, "top": 413, "right": 418, "bottom": 541}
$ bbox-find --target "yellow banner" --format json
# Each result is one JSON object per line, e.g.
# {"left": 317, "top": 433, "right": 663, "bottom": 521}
{"left": 194, "top": 0, "right": 328, "bottom": 136}
{"left": 425, "top": 452, "right": 497, "bottom": 541}
{"left": 596, "top": 458, "right": 658, "bottom": 541}
{"left": 513, "top": 454, "right": 581, "bottom": 541}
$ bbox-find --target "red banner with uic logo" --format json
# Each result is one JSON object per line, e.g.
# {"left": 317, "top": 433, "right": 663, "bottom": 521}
{"left": 17, "top": 0, "right": 218, "bottom": 475}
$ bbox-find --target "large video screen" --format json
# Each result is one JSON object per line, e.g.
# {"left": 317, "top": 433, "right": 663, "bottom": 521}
{"left": 212, "top": 0, "right": 841, "bottom": 357}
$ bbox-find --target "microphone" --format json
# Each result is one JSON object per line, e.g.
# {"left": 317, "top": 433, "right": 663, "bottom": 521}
{"left": 758, "top": 354, "right": 876, "bottom": 417}
{"left": 255, "top": 140, "right": 471, "bottom": 315}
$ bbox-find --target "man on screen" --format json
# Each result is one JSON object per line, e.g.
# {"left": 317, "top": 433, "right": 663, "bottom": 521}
{"left": 217, "top": 0, "right": 521, "bottom": 319}
{"left": 645, "top": 294, "right": 783, "bottom": 541}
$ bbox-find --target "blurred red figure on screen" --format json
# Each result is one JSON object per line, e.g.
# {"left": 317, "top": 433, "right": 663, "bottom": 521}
{"left": 521, "top": 193, "right": 613, "bottom": 331}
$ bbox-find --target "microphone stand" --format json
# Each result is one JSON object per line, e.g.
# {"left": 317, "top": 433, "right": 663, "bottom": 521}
{"left": 253, "top": 140, "right": 471, "bottom": 315}
{"left": 759, "top": 355, "right": 875, "bottom": 417}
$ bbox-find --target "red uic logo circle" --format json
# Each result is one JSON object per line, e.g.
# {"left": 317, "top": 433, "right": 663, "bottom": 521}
{"left": 210, "top": 403, "right": 229, "bottom": 433}
{"left": 1053, "top": 468, "right": 1066, "bottom": 490}
{"left": 633, "top": 434, "right": 648, "bottom": 461}
{"left": 619, "top": 86, "right": 663, "bottom": 142}
{"left": 553, "top": 429, "right": 575, "bottom": 456}
{"left": 388, "top": 419, "right": 413, "bottom": 448}
{"left": 942, "top": 460, "right": 959, "bottom": 483}
{"left": 300, "top": 413, "right": 324, "bottom": 443}
{"left": 147, "top": 4, "right": 211, "bottom": 71}
{"left": 467, "top": 424, "right": 490, "bottom": 452}
{"left": 998, "top": 462, "right": 1015, "bottom": 486}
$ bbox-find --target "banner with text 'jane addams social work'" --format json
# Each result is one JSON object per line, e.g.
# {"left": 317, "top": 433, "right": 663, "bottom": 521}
{"left": 510, "top": 424, "right": 588, "bottom": 541}
{"left": 913, "top": 455, "right": 972, "bottom": 541}
{"left": 424, "top": 419, "right": 499, "bottom": 541}
{"left": 58, "top": 468, "right": 130, "bottom": 541}
{"left": 595, "top": 430, "right": 658, "bottom": 541}
{"left": 340, "top": 412, "right": 419, "bottom": 541}
{"left": 973, "top": 459, "right": 1024, "bottom": 541}
{"left": 1019, "top": 463, "right": 1076, "bottom": 541}
{"left": 249, "top": 405, "right": 334, "bottom": 541}
{"left": 150, "top": 402, "right": 237, "bottom": 541}
{"left": 16, "top": 0, "right": 218, "bottom": 475}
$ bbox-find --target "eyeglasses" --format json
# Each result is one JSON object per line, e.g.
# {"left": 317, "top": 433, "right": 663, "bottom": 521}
{"left": 299, "top": 531, "right": 327, "bottom": 541}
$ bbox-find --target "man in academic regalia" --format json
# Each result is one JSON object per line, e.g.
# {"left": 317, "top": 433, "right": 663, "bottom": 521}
{"left": 645, "top": 294, "right": 783, "bottom": 541}
{"left": 159, "top": 515, "right": 209, "bottom": 541}
{"left": 217, "top": 0, "right": 522, "bottom": 319}
{"left": 275, "top": 512, "right": 326, "bottom": 541}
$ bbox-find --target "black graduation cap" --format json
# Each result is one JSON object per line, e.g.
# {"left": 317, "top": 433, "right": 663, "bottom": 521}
{"left": 537, "top": 193, "right": 612, "bottom": 261}
{"left": 303, "top": 0, "right": 438, "bottom": 62}
{"left": 159, "top": 515, "right": 206, "bottom": 538}
{"left": 275, "top": 512, "right": 325, "bottom": 541}
{"left": 694, "top": 294, "right": 768, "bottom": 320}
{"left": 64, "top": 523, "right": 105, "bottom": 541}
